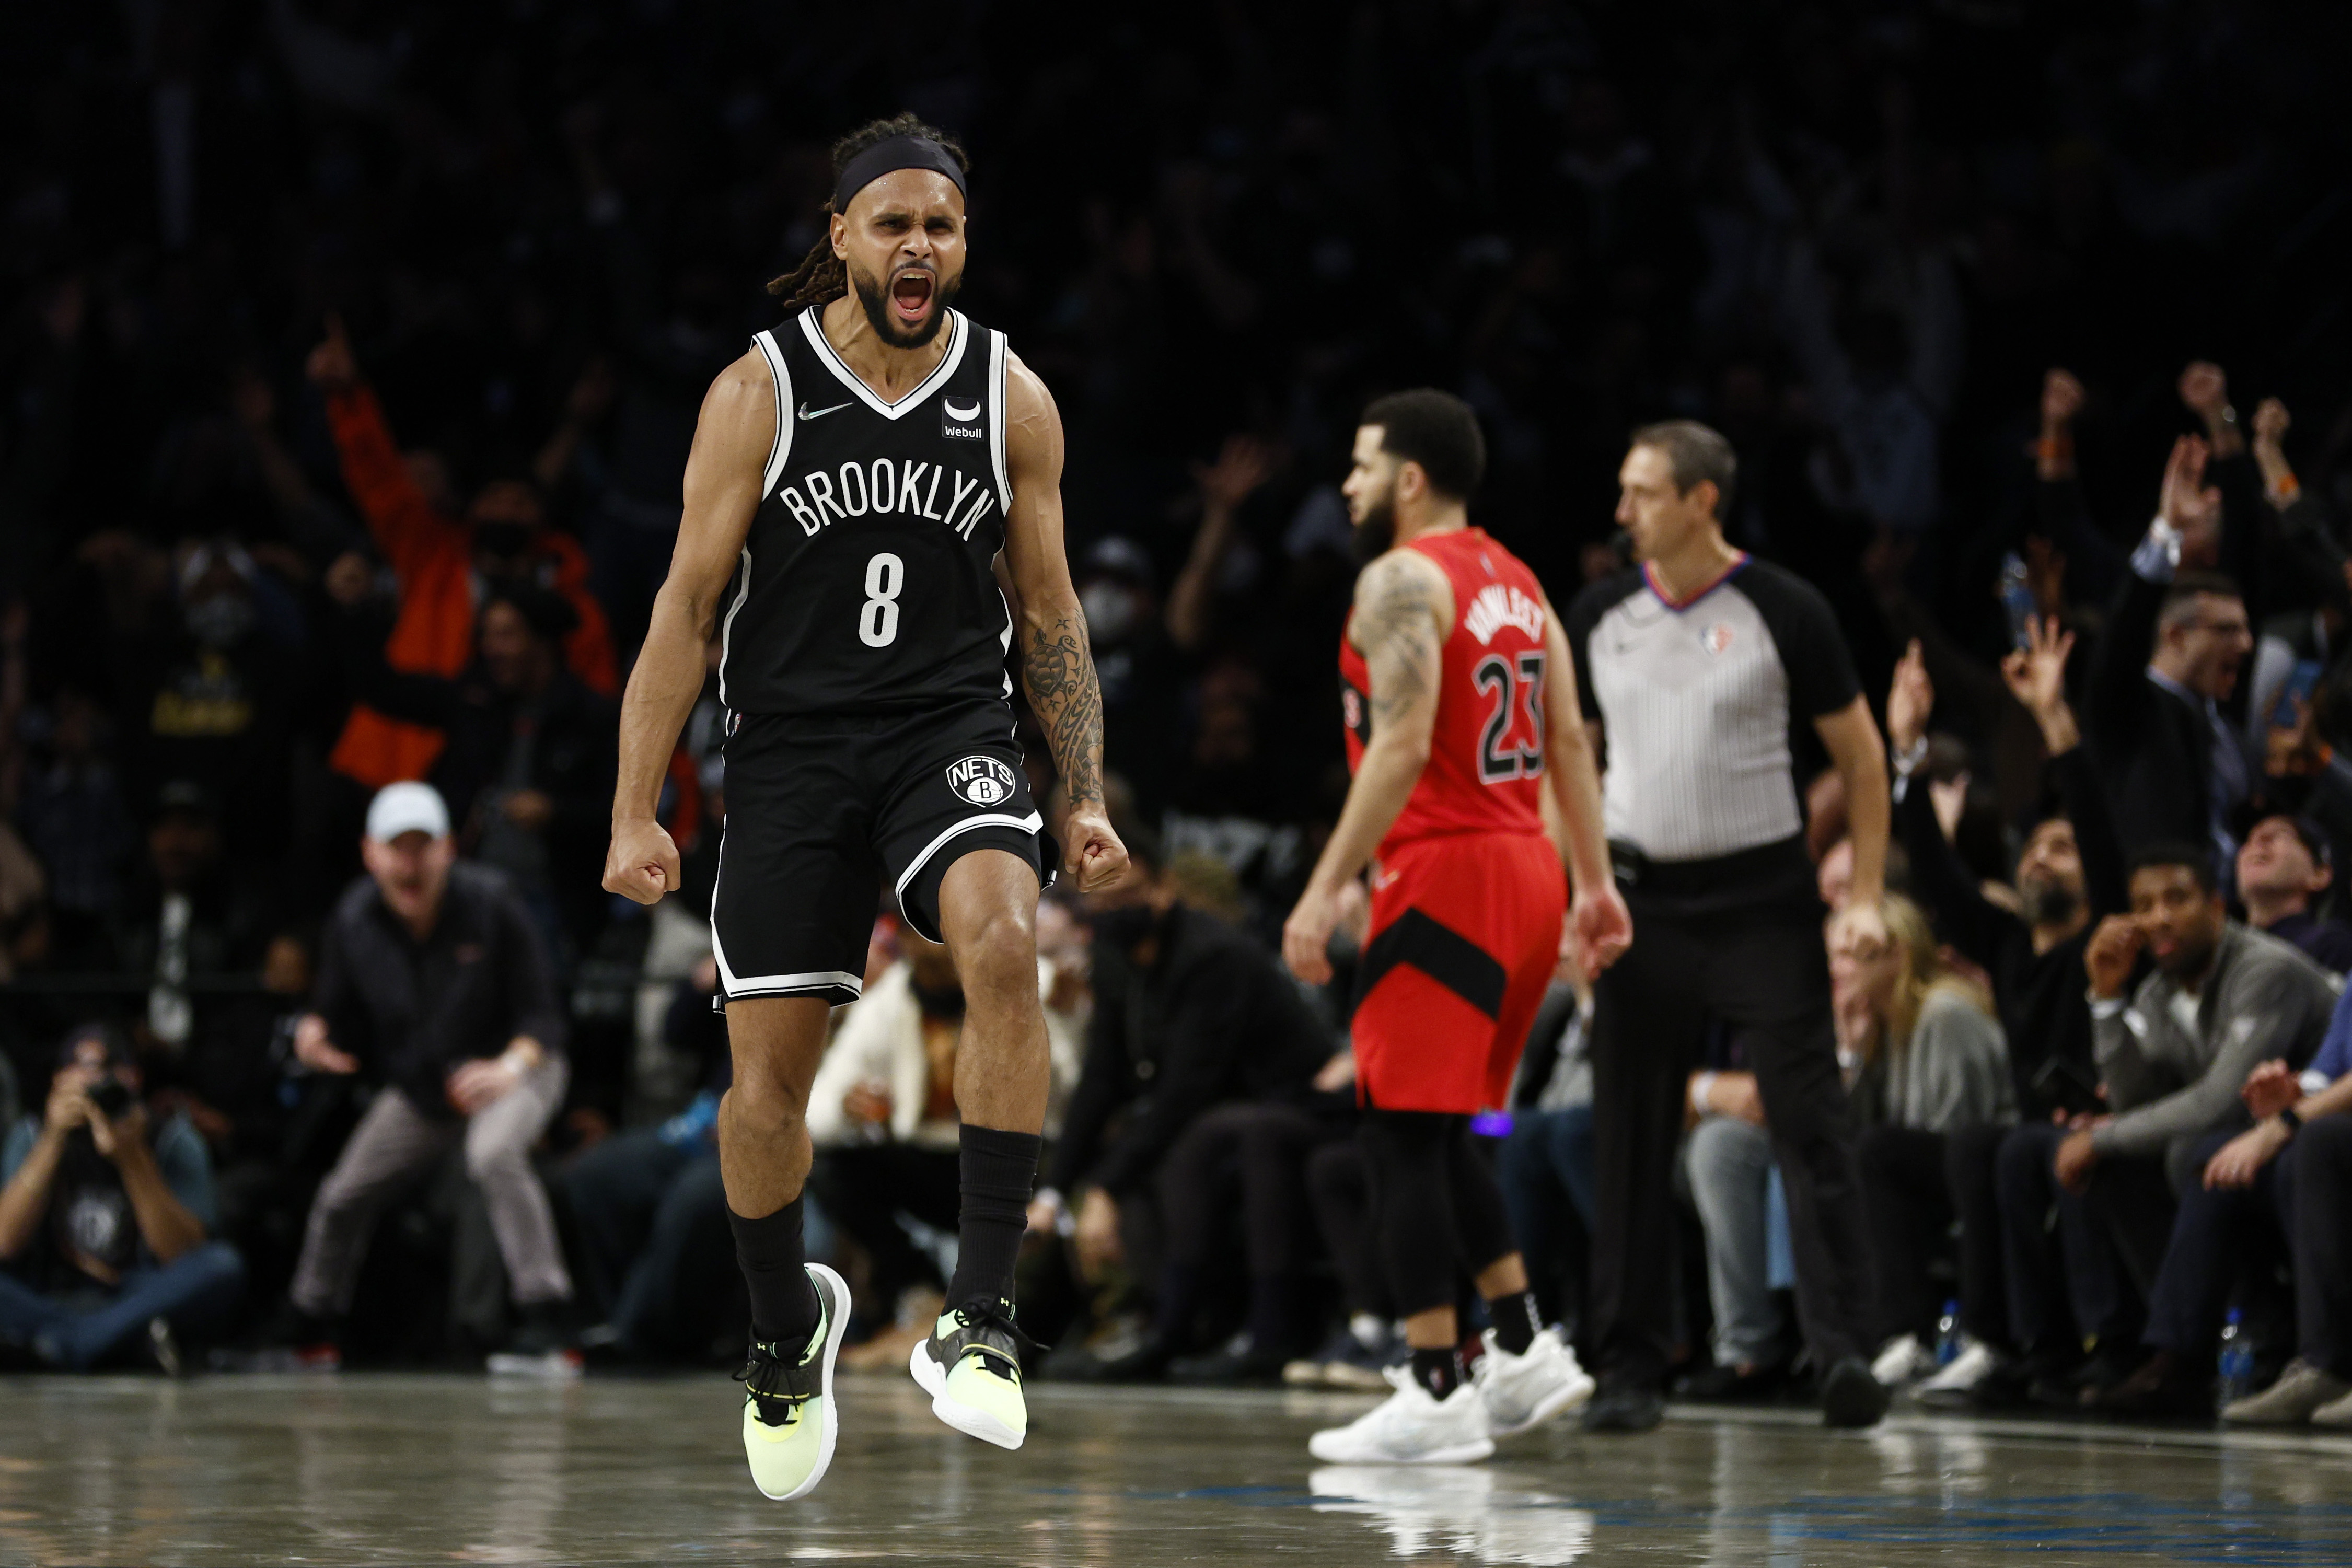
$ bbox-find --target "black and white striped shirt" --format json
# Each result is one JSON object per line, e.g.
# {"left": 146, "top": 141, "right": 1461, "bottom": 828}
{"left": 1565, "top": 556, "right": 1859, "bottom": 863}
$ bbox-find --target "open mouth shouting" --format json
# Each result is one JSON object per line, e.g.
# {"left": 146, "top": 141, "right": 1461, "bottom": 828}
{"left": 889, "top": 265, "right": 936, "bottom": 329}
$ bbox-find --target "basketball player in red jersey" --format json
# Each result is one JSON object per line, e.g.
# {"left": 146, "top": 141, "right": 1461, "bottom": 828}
{"left": 1284, "top": 389, "right": 1632, "bottom": 1464}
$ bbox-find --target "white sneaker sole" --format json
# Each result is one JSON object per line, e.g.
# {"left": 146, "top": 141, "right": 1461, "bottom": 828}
{"left": 1486, "top": 1366, "right": 1597, "bottom": 1438}
{"left": 908, "top": 1338, "right": 1026, "bottom": 1450}
{"left": 748, "top": 1263, "right": 850, "bottom": 1502}
{"left": 1306, "top": 1429, "right": 1496, "bottom": 1466}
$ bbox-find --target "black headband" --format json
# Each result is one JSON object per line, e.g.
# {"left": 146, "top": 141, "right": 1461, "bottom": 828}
{"left": 833, "top": 135, "right": 967, "bottom": 213}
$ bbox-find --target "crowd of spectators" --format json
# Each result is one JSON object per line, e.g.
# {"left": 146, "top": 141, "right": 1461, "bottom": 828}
{"left": 6, "top": 0, "right": 2352, "bottom": 1423}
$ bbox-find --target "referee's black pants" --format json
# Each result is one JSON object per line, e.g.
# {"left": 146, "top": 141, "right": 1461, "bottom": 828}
{"left": 1588, "top": 869, "right": 1873, "bottom": 1387}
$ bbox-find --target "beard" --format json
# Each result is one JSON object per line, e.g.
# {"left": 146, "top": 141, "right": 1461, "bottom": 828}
{"left": 2018, "top": 876, "right": 2081, "bottom": 929}
{"left": 849, "top": 260, "right": 963, "bottom": 349}
{"left": 1352, "top": 489, "right": 1398, "bottom": 565}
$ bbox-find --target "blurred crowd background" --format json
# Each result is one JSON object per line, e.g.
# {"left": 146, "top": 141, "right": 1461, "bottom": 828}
{"left": 6, "top": 0, "right": 2352, "bottom": 1391}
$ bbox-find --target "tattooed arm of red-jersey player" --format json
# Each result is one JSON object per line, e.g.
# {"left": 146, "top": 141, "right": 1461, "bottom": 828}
{"left": 1538, "top": 591, "right": 1631, "bottom": 975}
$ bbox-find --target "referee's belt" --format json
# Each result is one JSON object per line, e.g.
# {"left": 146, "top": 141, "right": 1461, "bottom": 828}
{"left": 1606, "top": 835, "right": 1812, "bottom": 898}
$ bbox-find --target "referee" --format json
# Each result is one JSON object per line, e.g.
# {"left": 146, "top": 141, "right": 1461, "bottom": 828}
{"left": 1564, "top": 421, "right": 1892, "bottom": 1431}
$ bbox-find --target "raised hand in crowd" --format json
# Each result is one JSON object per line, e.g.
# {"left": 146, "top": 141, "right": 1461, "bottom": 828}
{"left": 2023, "top": 535, "right": 2068, "bottom": 623}
{"left": 535, "top": 357, "right": 619, "bottom": 491}
{"left": 2000, "top": 613, "right": 2079, "bottom": 754}
{"left": 1167, "top": 433, "right": 1277, "bottom": 652}
{"left": 2157, "top": 433, "right": 2223, "bottom": 568}
{"left": 2249, "top": 396, "right": 2304, "bottom": 509}
{"left": 1195, "top": 432, "right": 1275, "bottom": 514}
{"left": 2266, "top": 698, "right": 2330, "bottom": 780}
{"left": 2036, "top": 367, "right": 2083, "bottom": 480}
{"left": 1885, "top": 639, "right": 1932, "bottom": 756}
{"left": 2178, "top": 360, "right": 2243, "bottom": 459}
{"left": 323, "top": 551, "right": 375, "bottom": 609}
{"left": 306, "top": 314, "right": 358, "bottom": 393}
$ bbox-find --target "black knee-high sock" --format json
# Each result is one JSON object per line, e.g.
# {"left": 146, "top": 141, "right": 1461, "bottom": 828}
{"left": 729, "top": 1198, "right": 819, "bottom": 1346}
{"left": 1489, "top": 1290, "right": 1543, "bottom": 1356}
{"left": 947, "top": 1125, "right": 1041, "bottom": 1311}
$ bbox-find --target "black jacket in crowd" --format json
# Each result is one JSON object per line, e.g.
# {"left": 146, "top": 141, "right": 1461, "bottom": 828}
{"left": 1898, "top": 743, "right": 2127, "bottom": 1116}
{"left": 311, "top": 863, "right": 566, "bottom": 1119}
{"left": 2085, "top": 562, "right": 2255, "bottom": 857}
{"left": 1047, "top": 903, "right": 1334, "bottom": 1199}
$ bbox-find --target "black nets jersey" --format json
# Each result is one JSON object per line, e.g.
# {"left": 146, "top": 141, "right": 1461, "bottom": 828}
{"left": 719, "top": 307, "right": 1015, "bottom": 717}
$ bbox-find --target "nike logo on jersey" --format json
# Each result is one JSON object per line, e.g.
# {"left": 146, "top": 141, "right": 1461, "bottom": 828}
{"left": 798, "top": 400, "right": 852, "bottom": 421}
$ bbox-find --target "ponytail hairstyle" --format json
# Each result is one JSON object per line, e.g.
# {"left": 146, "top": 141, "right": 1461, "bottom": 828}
{"left": 767, "top": 113, "right": 972, "bottom": 310}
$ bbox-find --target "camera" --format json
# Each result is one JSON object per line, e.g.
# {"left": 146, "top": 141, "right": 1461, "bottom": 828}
{"left": 86, "top": 1077, "right": 134, "bottom": 1120}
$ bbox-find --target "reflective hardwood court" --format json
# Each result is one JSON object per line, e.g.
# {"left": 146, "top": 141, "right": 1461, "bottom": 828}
{"left": 4, "top": 1375, "right": 2351, "bottom": 1565}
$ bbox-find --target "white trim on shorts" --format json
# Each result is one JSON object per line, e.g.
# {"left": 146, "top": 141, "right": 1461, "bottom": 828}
{"left": 708, "top": 846, "right": 864, "bottom": 1002}
{"left": 893, "top": 809, "right": 1045, "bottom": 938}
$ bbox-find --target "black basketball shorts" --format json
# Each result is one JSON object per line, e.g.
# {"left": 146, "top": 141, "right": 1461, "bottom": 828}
{"left": 711, "top": 699, "right": 1054, "bottom": 1006}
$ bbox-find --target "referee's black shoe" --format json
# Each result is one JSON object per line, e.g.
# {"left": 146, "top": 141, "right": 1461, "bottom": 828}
{"left": 1819, "top": 1356, "right": 1892, "bottom": 1428}
{"left": 1579, "top": 1373, "right": 1665, "bottom": 1434}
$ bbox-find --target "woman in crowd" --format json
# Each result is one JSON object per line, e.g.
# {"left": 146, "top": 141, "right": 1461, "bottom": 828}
{"left": 1839, "top": 895, "right": 2018, "bottom": 1387}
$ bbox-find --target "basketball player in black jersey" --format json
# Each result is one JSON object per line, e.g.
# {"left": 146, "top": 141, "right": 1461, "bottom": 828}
{"left": 604, "top": 115, "right": 1127, "bottom": 1500}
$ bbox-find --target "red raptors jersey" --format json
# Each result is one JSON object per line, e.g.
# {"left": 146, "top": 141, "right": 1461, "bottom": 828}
{"left": 1339, "top": 527, "right": 1549, "bottom": 852}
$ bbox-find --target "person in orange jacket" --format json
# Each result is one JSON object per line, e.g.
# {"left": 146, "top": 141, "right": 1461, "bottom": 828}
{"left": 306, "top": 317, "right": 618, "bottom": 792}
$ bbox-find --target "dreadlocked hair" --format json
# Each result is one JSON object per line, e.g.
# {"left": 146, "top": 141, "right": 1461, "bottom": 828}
{"left": 767, "top": 113, "right": 971, "bottom": 309}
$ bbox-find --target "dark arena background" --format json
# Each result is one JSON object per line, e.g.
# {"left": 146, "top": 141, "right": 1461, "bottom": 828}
{"left": 7, "top": 2, "right": 2352, "bottom": 1564}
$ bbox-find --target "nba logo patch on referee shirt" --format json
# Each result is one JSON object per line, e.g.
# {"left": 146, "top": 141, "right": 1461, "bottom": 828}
{"left": 946, "top": 755, "right": 1017, "bottom": 807}
{"left": 1700, "top": 623, "right": 1736, "bottom": 656}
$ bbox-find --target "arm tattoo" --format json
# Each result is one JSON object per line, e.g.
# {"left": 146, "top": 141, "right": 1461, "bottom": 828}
{"left": 1358, "top": 559, "right": 1440, "bottom": 728}
{"left": 1022, "top": 611, "right": 1106, "bottom": 806}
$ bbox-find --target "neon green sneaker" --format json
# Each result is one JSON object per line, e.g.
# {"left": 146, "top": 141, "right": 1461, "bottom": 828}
{"left": 738, "top": 1263, "right": 850, "bottom": 1500}
{"left": 909, "top": 1297, "right": 1032, "bottom": 1450}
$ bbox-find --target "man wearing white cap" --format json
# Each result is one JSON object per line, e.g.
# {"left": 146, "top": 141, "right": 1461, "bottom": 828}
{"left": 273, "top": 781, "right": 574, "bottom": 1365}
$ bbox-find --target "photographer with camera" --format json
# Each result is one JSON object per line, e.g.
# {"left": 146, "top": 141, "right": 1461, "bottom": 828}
{"left": 0, "top": 1024, "right": 244, "bottom": 1371}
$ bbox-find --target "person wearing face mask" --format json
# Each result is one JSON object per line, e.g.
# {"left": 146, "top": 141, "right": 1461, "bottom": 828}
{"left": 116, "top": 542, "right": 299, "bottom": 869}
{"left": 1032, "top": 823, "right": 1333, "bottom": 1367}
{"left": 303, "top": 316, "right": 617, "bottom": 799}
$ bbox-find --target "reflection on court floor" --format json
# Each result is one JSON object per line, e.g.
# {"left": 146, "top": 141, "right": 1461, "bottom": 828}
{"left": 2, "top": 1376, "right": 2349, "bottom": 1565}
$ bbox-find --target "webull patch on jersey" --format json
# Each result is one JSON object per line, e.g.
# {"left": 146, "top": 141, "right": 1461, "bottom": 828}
{"left": 946, "top": 754, "right": 1018, "bottom": 807}
{"left": 942, "top": 397, "right": 985, "bottom": 440}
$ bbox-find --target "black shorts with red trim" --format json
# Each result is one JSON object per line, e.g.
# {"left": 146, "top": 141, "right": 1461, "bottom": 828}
{"left": 711, "top": 699, "right": 1053, "bottom": 1006}
{"left": 1353, "top": 832, "right": 1566, "bottom": 1114}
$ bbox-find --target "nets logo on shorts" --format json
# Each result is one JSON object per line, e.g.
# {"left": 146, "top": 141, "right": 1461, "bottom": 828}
{"left": 946, "top": 754, "right": 1018, "bottom": 808}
